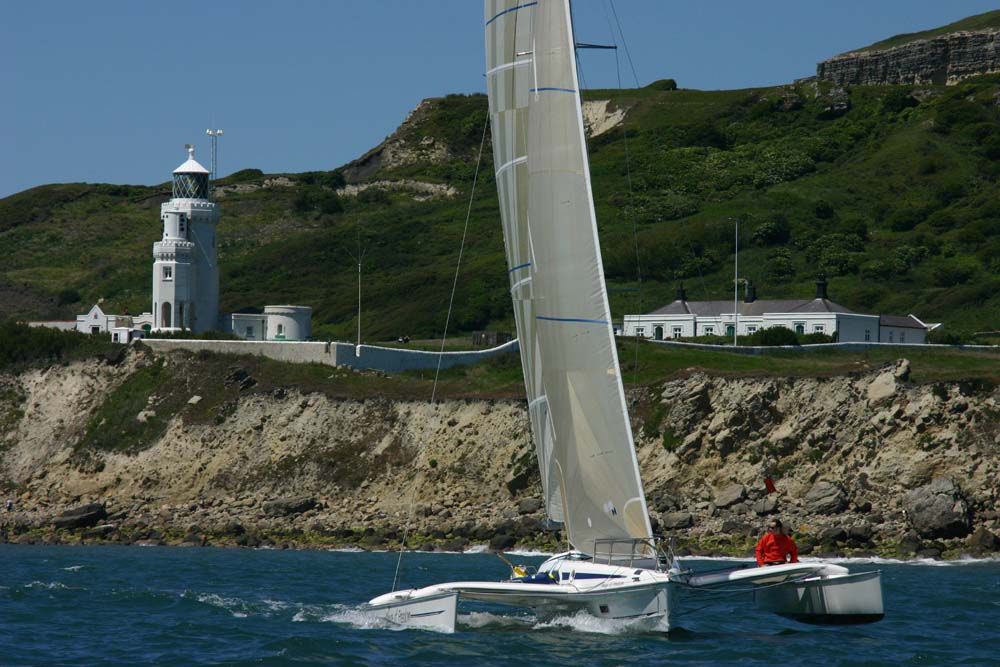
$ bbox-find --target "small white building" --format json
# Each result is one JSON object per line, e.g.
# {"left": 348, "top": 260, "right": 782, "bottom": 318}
{"left": 230, "top": 305, "right": 312, "bottom": 341}
{"left": 75, "top": 304, "right": 134, "bottom": 335}
{"left": 623, "top": 280, "right": 936, "bottom": 344}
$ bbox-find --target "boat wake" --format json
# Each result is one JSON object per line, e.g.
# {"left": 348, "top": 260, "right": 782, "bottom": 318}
{"left": 533, "top": 610, "right": 670, "bottom": 635}
{"left": 319, "top": 604, "right": 455, "bottom": 633}
{"left": 459, "top": 610, "right": 534, "bottom": 629}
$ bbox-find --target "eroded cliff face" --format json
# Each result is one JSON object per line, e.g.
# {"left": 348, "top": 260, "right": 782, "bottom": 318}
{"left": 1, "top": 351, "right": 997, "bottom": 556}
{"left": 817, "top": 30, "right": 1000, "bottom": 86}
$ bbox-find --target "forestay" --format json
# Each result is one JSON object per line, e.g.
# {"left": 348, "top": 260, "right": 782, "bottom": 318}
{"left": 484, "top": 0, "right": 652, "bottom": 554}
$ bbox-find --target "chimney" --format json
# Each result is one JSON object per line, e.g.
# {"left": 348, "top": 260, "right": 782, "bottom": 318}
{"left": 676, "top": 284, "right": 687, "bottom": 302}
{"left": 815, "top": 275, "right": 828, "bottom": 300}
{"left": 744, "top": 280, "right": 756, "bottom": 303}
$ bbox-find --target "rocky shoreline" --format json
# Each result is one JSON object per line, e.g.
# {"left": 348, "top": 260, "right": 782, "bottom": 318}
{"left": 1, "top": 350, "right": 998, "bottom": 561}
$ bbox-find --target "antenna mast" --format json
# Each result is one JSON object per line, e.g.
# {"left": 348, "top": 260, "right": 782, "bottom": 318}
{"left": 206, "top": 128, "right": 223, "bottom": 183}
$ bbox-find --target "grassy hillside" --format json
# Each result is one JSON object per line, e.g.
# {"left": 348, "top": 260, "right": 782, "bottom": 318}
{"left": 842, "top": 9, "right": 1000, "bottom": 54}
{"left": 3, "top": 72, "right": 1000, "bottom": 342}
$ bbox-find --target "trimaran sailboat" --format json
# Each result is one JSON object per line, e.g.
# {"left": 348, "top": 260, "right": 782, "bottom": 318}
{"left": 362, "top": 0, "right": 885, "bottom": 632}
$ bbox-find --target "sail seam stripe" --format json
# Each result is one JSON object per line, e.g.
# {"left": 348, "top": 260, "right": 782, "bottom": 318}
{"left": 530, "top": 87, "right": 577, "bottom": 93}
{"left": 486, "top": 59, "right": 532, "bottom": 77}
{"left": 528, "top": 395, "right": 547, "bottom": 408}
{"left": 485, "top": 2, "right": 538, "bottom": 27}
{"left": 537, "top": 316, "right": 608, "bottom": 324}
{"left": 496, "top": 155, "right": 527, "bottom": 176}
{"left": 508, "top": 262, "right": 532, "bottom": 273}
{"left": 509, "top": 276, "right": 532, "bottom": 293}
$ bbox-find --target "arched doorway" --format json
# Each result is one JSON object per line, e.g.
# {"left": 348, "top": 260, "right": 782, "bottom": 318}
{"left": 161, "top": 302, "right": 172, "bottom": 328}
{"left": 654, "top": 325, "right": 664, "bottom": 341}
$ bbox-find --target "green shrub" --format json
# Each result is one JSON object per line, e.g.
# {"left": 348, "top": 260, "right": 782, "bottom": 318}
{"left": 650, "top": 79, "right": 678, "bottom": 91}
{"left": 932, "top": 259, "right": 978, "bottom": 287}
{"left": 882, "top": 89, "right": 918, "bottom": 114}
{"left": 798, "top": 332, "right": 835, "bottom": 344}
{"left": 0, "top": 320, "right": 117, "bottom": 370}
{"left": 749, "top": 326, "right": 799, "bottom": 346}
{"left": 750, "top": 215, "right": 791, "bottom": 246}
{"left": 888, "top": 207, "right": 926, "bottom": 232}
{"left": 57, "top": 288, "right": 81, "bottom": 306}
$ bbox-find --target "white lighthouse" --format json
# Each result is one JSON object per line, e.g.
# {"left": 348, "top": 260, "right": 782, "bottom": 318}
{"left": 152, "top": 146, "right": 220, "bottom": 333}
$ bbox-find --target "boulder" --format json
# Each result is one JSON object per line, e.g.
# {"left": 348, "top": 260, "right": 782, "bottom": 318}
{"left": 52, "top": 503, "right": 107, "bottom": 530}
{"left": 819, "top": 526, "right": 848, "bottom": 544}
{"left": 720, "top": 520, "right": 754, "bottom": 537}
{"left": 903, "top": 478, "right": 971, "bottom": 539}
{"left": 752, "top": 497, "right": 778, "bottom": 515}
{"left": 517, "top": 498, "right": 543, "bottom": 514}
{"left": 489, "top": 534, "right": 516, "bottom": 551}
{"left": 661, "top": 511, "right": 693, "bottom": 530}
{"left": 713, "top": 484, "right": 746, "bottom": 509}
{"left": 263, "top": 496, "right": 317, "bottom": 517}
{"left": 966, "top": 527, "right": 1000, "bottom": 552}
{"left": 505, "top": 467, "right": 536, "bottom": 495}
{"left": 848, "top": 523, "right": 873, "bottom": 543}
{"left": 867, "top": 371, "right": 898, "bottom": 403}
{"left": 803, "top": 481, "right": 848, "bottom": 514}
{"left": 898, "top": 530, "right": 922, "bottom": 555}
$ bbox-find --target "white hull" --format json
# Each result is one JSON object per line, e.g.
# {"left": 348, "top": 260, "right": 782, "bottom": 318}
{"left": 753, "top": 570, "right": 884, "bottom": 625}
{"left": 677, "top": 562, "right": 885, "bottom": 626}
{"left": 364, "top": 551, "right": 673, "bottom": 632}
{"left": 361, "top": 590, "right": 459, "bottom": 633}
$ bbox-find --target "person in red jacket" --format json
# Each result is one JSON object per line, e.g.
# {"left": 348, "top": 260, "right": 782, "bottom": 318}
{"left": 756, "top": 518, "right": 799, "bottom": 566}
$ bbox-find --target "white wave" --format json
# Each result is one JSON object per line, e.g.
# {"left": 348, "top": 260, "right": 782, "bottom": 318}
{"left": 459, "top": 611, "right": 533, "bottom": 629}
{"left": 328, "top": 547, "right": 366, "bottom": 553}
{"left": 262, "top": 598, "right": 291, "bottom": 611}
{"left": 25, "top": 581, "right": 71, "bottom": 590}
{"left": 61, "top": 565, "right": 85, "bottom": 572}
{"left": 533, "top": 609, "right": 666, "bottom": 635}
{"left": 463, "top": 544, "right": 490, "bottom": 554}
{"left": 189, "top": 592, "right": 259, "bottom": 618}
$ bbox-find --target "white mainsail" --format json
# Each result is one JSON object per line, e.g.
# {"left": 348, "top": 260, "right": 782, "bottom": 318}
{"left": 485, "top": 0, "right": 652, "bottom": 554}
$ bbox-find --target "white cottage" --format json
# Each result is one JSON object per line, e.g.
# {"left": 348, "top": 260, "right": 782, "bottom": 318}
{"left": 623, "top": 279, "right": 936, "bottom": 344}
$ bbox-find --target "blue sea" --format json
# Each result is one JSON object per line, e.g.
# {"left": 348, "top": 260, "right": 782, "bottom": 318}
{"left": 2, "top": 544, "right": 998, "bottom": 666}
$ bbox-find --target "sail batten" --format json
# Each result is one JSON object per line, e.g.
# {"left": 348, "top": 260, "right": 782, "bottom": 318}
{"left": 486, "top": 0, "right": 648, "bottom": 552}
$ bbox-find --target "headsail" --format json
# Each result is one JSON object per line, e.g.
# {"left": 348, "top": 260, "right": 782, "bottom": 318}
{"left": 485, "top": 0, "right": 652, "bottom": 553}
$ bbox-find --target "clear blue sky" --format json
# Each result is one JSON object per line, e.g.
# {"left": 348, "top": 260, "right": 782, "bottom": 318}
{"left": 3, "top": 1, "right": 995, "bottom": 198}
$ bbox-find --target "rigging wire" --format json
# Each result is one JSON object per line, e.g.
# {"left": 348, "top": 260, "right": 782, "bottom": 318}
{"left": 392, "top": 110, "right": 490, "bottom": 593}
{"left": 430, "top": 116, "right": 490, "bottom": 403}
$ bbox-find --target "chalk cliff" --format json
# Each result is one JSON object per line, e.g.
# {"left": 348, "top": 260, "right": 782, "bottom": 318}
{"left": 817, "top": 29, "right": 1000, "bottom": 86}
{"left": 1, "top": 349, "right": 998, "bottom": 557}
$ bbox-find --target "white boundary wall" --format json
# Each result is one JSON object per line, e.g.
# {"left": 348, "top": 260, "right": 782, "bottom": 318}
{"left": 141, "top": 338, "right": 519, "bottom": 372}
{"left": 646, "top": 340, "right": 998, "bottom": 355}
